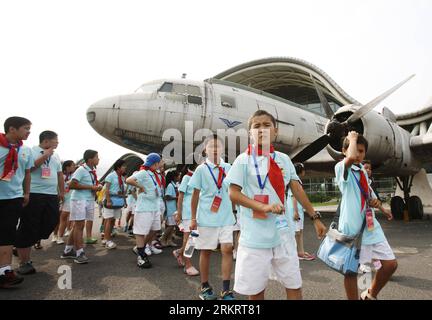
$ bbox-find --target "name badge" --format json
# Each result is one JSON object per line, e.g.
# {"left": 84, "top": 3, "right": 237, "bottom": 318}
{"left": 253, "top": 194, "right": 269, "bottom": 219}
{"left": 366, "top": 208, "right": 375, "bottom": 231}
{"left": 1, "top": 169, "right": 15, "bottom": 182}
{"left": 210, "top": 196, "right": 222, "bottom": 213}
{"left": 41, "top": 167, "right": 51, "bottom": 179}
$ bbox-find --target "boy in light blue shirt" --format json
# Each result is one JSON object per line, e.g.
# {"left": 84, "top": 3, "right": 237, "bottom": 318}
{"left": 15, "top": 130, "right": 64, "bottom": 275}
{"left": 160, "top": 170, "right": 180, "bottom": 247}
{"left": 102, "top": 159, "right": 127, "bottom": 250}
{"left": 173, "top": 164, "right": 199, "bottom": 276}
{"left": 0, "top": 116, "right": 32, "bottom": 288}
{"left": 227, "top": 110, "right": 326, "bottom": 300}
{"left": 189, "top": 135, "right": 236, "bottom": 300}
{"left": 335, "top": 131, "right": 397, "bottom": 300}
{"left": 62, "top": 150, "right": 102, "bottom": 264}
{"left": 126, "top": 153, "right": 162, "bottom": 269}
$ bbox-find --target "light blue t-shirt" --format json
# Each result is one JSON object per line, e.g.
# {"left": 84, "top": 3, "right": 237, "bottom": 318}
{"left": 64, "top": 173, "right": 72, "bottom": 202}
{"left": 127, "top": 191, "right": 136, "bottom": 207}
{"left": 335, "top": 161, "right": 386, "bottom": 245}
{"left": 70, "top": 164, "right": 97, "bottom": 201}
{"left": 0, "top": 144, "right": 33, "bottom": 200}
{"left": 130, "top": 169, "right": 160, "bottom": 213}
{"left": 226, "top": 150, "right": 299, "bottom": 249}
{"left": 178, "top": 174, "right": 193, "bottom": 220}
{"left": 105, "top": 171, "right": 126, "bottom": 196}
{"left": 188, "top": 159, "right": 235, "bottom": 227}
{"left": 165, "top": 182, "right": 178, "bottom": 217}
{"left": 30, "top": 146, "right": 62, "bottom": 195}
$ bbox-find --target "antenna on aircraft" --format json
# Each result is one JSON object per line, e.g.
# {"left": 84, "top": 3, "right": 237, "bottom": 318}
{"left": 182, "top": 73, "right": 187, "bottom": 79}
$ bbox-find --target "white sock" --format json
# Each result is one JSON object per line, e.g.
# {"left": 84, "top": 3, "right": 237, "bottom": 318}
{"left": 76, "top": 248, "right": 84, "bottom": 256}
{"left": 0, "top": 265, "right": 12, "bottom": 275}
{"left": 64, "top": 245, "right": 73, "bottom": 253}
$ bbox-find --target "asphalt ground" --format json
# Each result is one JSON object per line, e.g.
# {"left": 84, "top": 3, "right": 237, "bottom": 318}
{"left": 1, "top": 212, "right": 431, "bottom": 300}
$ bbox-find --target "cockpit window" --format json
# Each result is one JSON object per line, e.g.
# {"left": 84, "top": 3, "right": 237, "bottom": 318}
{"left": 135, "top": 83, "right": 161, "bottom": 94}
{"left": 159, "top": 82, "right": 173, "bottom": 93}
{"left": 186, "top": 85, "right": 201, "bottom": 96}
{"left": 173, "top": 84, "right": 187, "bottom": 94}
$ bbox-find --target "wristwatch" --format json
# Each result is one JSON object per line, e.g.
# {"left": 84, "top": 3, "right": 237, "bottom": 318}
{"left": 233, "top": 210, "right": 238, "bottom": 214}
{"left": 310, "top": 211, "right": 322, "bottom": 221}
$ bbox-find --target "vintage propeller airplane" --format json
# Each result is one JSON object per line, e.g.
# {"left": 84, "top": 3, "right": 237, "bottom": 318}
{"left": 86, "top": 57, "right": 432, "bottom": 220}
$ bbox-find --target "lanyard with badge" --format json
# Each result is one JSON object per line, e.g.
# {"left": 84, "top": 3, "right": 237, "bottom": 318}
{"left": 41, "top": 151, "right": 51, "bottom": 179}
{"left": 147, "top": 171, "right": 160, "bottom": 197}
{"left": 1, "top": 145, "right": 20, "bottom": 182}
{"left": 251, "top": 148, "right": 276, "bottom": 219}
{"left": 205, "top": 163, "right": 225, "bottom": 213}
{"left": 352, "top": 169, "right": 374, "bottom": 231}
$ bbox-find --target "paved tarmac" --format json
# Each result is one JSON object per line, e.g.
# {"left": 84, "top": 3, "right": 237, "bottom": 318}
{"left": 1, "top": 212, "right": 431, "bottom": 300}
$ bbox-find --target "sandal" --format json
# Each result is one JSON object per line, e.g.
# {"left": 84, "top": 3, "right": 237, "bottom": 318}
{"left": 184, "top": 266, "right": 200, "bottom": 276}
{"left": 172, "top": 249, "right": 184, "bottom": 267}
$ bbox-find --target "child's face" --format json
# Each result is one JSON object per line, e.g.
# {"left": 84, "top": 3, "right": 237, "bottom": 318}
{"left": 90, "top": 153, "right": 100, "bottom": 166}
{"left": 343, "top": 143, "right": 366, "bottom": 164}
{"left": 205, "top": 139, "right": 223, "bottom": 162}
{"left": 364, "top": 163, "right": 372, "bottom": 177}
{"left": 67, "top": 163, "right": 76, "bottom": 173}
{"left": 119, "top": 165, "right": 127, "bottom": 175}
{"left": 43, "top": 137, "right": 59, "bottom": 149}
{"left": 150, "top": 162, "right": 160, "bottom": 171}
{"left": 249, "top": 115, "right": 278, "bottom": 147}
{"left": 12, "top": 124, "right": 31, "bottom": 141}
{"left": 175, "top": 173, "right": 181, "bottom": 182}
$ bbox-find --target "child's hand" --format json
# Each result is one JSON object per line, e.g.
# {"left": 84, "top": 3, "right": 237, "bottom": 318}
{"left": 314, "top": 220, "right": 327, "bottom": 239}
{"left": 294, "top": 211, "right": 300, "bottom": 221}
{"left": 369, "top": 199, "right": 381, "bottom": 209}
{"left": 347, "top": 131, "right": 358, "bottom": 141}
{"left": 384, "top": 208, "right": 393, "bottom": 221}
{"left": 262, "top": 203, "right": 284, "bottom": 215}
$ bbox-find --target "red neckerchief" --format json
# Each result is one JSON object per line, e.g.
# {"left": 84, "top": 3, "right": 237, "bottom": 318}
{"left": 359, "top": 170, "right": 369, "bottom": 211}
{"left": 186, "top": 169, "right": 194, "bottom": 177}
{"left": 84, "top": 164, "right": 99, "bottom": 186}
{"left": 159, "top": 171, "right": 166, "bottom": 189}
{"left": 140, "top": 165, "right": 162, "bottom": 188}
{"left": 246, "top": 144, "right": 285, "bottom": 205}
{"left": 116, "top": 170, "right": 124, "bottom": 192}
{"left": 64, "top": 173, "right": 71, "bottom": 182}
{"left": 0, "top": 133, "right": 23, "bottom": 179}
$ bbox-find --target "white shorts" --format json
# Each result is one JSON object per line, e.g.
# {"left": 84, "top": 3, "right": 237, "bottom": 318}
{"left": 359, "top": 241, "right": 396, "bottom": 265}
{"left": 166, "top": 215, "right": 176, "bottom": 226}
{"left": 159, "top": 200, "right": 166, "bottom": 215}
{"left": 126, "top": 203, "right": 136, "bottom": 214}
{"left": 179, "top": 219, "right": 191, "bottom": 233}
{"left": 195, "top": 225, "right": 234, "bottom": 250}
{"left": 234, "top": 238, "right": 302, "bottom": 295}
{"left": 295, "top": 218, "right": 304, "bottom": 232}
{"left": 61, "top": 199, "right": 71, "bottom": 213}
{"left": 103, "top": 208, "right": 122, "bottom": 219}
{"left": 133, "top": 211, "right": 161, "bottom": 235}
{"left": 70, "top": 200, "right": 95, "bottom": 221}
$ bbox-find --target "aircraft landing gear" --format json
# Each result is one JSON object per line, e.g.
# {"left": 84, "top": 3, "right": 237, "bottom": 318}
{"left": 391, "top": 176, "right": 424, "bottom": 220}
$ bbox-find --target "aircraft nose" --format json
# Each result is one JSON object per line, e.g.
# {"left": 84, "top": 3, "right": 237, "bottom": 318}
{"left": 87, "top": 97, "right": 117, "bottom": 134}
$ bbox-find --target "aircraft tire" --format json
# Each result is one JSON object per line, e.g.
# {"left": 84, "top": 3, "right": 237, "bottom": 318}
{"left": 408, "top": 196, "right": 424, "bottom": 220}
{"left": 391, "top": 196, "right": 405, "bottom": 220}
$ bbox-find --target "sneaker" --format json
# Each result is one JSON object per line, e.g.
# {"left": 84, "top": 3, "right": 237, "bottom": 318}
{"left": 64, "top": 230, "right": 71, "bottom": 237}
{"left": 105, "top": 241, "right": 117, "bottom": 249}
{"left": 128, "top": 231, "right": 135, "bottom": 238}
{"left": 60, "top": 250, "right": 76, "bottom": 259}
{"left": 360, "top": 289, "right": 377, "bottom": 300}
{"left": 199, "top": 286, "right": 218, "bottom": 300}
{"left": 220, "top": 290, "right": 236, "bottom": 300}
{"left": 0, "top": 270, "right": 24, "bottom": 288}
{"left": 150, "top": 245, "right": 162, "bottom": 255}
{"left": 56, "top": 238, "right": 65, "bottom": 245}
{"left": 145, "top": 246, "right": 152, "bottom": 256}
{"left": 17, "top": 262, "right": 36, "bottom": 275}
{"left": 84, "top": 238, "right": 97, "bottom": 244}
{"left": 74, "top": 252, "right": 89, "bottom": 264}
{"left": 152, "top": 240, "right": 163, "bottom": 250}
{"left": 101, "top": 239, "right": 107, "bottom": 246}
{"left": 137, "top": 255, "right": 152, "bottom": 268}
{"left": 172, "top": 249, "right": 184, "bottom": 267}
{"left": 132, "top": 246, "right": 139, "bottom": 256}
{"left": 184, "top": 266, "right": 200, "bottom": 276}
{"left": 52, "top": 235, "right": 58, "bottom": 243}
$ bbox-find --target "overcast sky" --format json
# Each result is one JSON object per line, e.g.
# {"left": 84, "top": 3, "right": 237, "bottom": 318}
{"left": 1, "top": 0, "right": 431, "bottom": 173}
